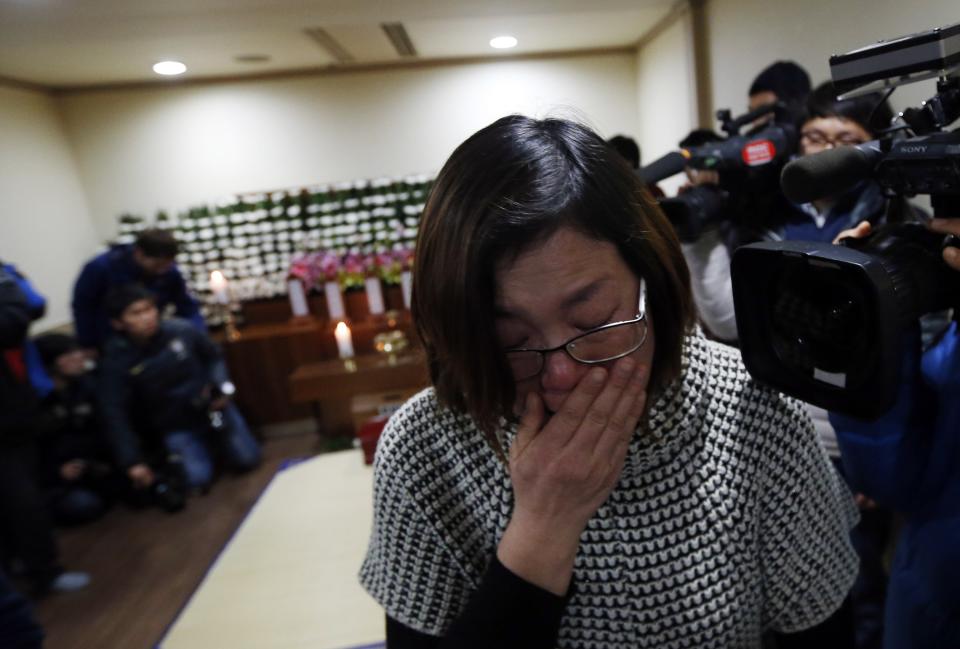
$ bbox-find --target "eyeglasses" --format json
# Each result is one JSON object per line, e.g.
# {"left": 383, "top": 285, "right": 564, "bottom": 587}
{"left": 800, "top": 130, "right": 867, "bottom": 149}
{"left": 504, "top": 280, "right": 648, "bottom": 381}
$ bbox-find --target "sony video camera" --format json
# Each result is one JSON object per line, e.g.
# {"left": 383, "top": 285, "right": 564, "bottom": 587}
{"left": 732, "top": 23, "right": 960, "bottom": 419}
{"left": 639, "top": 103, "right": 799, "bottom": 242}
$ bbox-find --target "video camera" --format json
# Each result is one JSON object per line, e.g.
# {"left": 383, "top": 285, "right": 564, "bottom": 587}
{"left": 639, "top": 103, "right": 799, "bottom": 242}
{"left": 732, "top": 23, "right": 960, "bottom": 419}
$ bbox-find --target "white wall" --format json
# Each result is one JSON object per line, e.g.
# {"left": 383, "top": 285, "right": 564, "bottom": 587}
{"left": 635, "top": 12, "right": 698, "bottom": 196}
{"left": 706, "top": 0, "right": 960, "bottom": 119}
{"left": 0, "top": 85, "right": 101, "bottom": 330}
{"left": 58, "top": 53, "right": 640, "bottom": 239}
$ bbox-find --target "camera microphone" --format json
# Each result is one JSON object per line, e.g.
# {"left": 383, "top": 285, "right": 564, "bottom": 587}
{"left": 638, "top": 151, "right": 688, "bottom": 184}
{"left": 780, "top": 141, "right": 883, "bottom": 203}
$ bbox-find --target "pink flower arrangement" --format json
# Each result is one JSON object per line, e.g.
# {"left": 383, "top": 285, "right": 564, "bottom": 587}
{"left": 288, "top": 247, "right": 414, "bottom": 290}
{"left": 377, "top": 248, "right": 415, "bottom": 285}
{"left": 288, "top": 253, "right": 319, "bottom": 286}
{"left": 340, "top": 252, "right": 369, "bottom": 291}
{"left": 317, "top": 251, "right": 340, "bottom": 282}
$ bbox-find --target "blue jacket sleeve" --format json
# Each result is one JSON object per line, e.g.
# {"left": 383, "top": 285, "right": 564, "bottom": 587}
{"left": 72, "top": 259, "right": 108, "bottom": 348}
{"left": 829, "top": 324, "right": 944, "bottom": 516}
{"left": 170, "top": 268, "right": 206, "bottom": 331}
{"left": 5, "top": 266, "right": 54, "bottom": 397}
{"left": 4, "top": 265, "right": 45, "bottom": 321}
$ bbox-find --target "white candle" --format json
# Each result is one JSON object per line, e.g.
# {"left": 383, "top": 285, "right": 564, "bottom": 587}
{"left": 287, "top": 279, "right": 309, "bottom": 317}
{"left": 334, "top": 321, "right": 355, "bottom": 359}
{"left": 210, "top": 270, "right": 229, "bottom": 304}
{"left": 400, "top": 270, "right": 413, "bottom": 309}
{"left": 365, "top": 276, "right": 385, "bottom": 315}
{"left": 324, "top": 281, "right": 345, "bottom": 320}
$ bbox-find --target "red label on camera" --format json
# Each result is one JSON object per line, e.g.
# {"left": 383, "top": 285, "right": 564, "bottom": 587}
{"left": 742, "top": 140, "right": 776, "bottom": 166}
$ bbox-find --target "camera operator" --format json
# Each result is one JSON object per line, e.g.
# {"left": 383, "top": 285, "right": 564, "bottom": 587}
{"left": 680, "top": 62, "right": 813, "bottom": 343}
{"left": 828, "top": 219, "right": 959, "bottom": 649}
{"left": 97, "top": 284, "right": 260, "bottom": 498}
{"left": 748, "top": 61, "right": 812, "bottom": 125}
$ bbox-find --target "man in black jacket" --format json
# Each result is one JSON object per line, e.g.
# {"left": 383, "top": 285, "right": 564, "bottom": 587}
{"left": 0, "top": 265, "right": 89, "bottom": 597}
{"left": 98, "top": 285, "right": 260, "bottom": 495}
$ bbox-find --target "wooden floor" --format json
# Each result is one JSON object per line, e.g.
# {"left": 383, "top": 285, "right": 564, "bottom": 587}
{"left": 32, "top": 432, "right": 323, "bottom": 649}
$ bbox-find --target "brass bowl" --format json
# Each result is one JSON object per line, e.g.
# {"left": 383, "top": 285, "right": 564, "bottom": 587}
{"left": 373, "top": 329, "right": 409, "bottom": 355}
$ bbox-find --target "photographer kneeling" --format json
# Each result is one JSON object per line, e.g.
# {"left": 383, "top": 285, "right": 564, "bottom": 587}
{"left": 829, "top": 219, "right": 960, "bottom": 649}
{"left": 97, "top": 285, "right": 260, "bottom": 502}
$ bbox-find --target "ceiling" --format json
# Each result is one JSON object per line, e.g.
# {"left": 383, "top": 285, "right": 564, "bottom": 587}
{"left": 0, "top": 0, "right": 677, "bottom": 90}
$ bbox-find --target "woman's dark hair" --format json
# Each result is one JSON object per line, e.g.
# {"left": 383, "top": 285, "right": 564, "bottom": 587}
{"left": 104, "top": 284, "right": 155, "bottom": 319}
{"left": 806, "top": 81, "right": 893, "bottom": 136}
{"left": 413, "top": 115, "right": 695, "bottom": 455}
{"left": 135, "top": 229, "right": 179, "bottom": 259}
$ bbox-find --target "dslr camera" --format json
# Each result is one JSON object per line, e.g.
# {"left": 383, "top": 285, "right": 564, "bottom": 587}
{"left": 732, "top": 23, "right": 960, "bottom": 419}
{"left": 639, "top": 103, "right": 800, "bottom": 242}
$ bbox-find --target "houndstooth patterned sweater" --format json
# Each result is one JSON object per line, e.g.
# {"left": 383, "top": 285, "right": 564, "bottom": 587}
{"left": 360, "top": 330, "right": 858, "bottom": 647}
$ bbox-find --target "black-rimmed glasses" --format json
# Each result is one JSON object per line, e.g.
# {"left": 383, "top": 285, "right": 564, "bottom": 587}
{"left": 504, "top": 280, "right": 648, "bottom": 381}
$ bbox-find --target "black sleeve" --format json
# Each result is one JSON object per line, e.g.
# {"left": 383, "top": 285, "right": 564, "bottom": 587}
{"left": 186, "top": 325, "right": 229, "bottom": 387}
{"left": 385, "top": 555, "right": 570, "bottom": 649}
{"left": 96, "top": 351, "right": 142, "bottom": 468}
{"left": 772, "top": 596, "right": 854, "bottom": 649}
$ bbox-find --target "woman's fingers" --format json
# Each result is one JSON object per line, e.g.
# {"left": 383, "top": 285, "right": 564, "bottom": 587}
{"left": 593, "top": 362, "right": 648, "bottom": 461}
{"left": 513, "top": 391, "right": 546, "bottom": 459}
{"left": 567, "top": 356, "right": 635, "bottom": 455}
{"left": 546, "top": 366, "right": 608, "bottom": 448}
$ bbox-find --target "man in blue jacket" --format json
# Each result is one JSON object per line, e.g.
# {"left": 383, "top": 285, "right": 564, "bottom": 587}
{"left": 72, "top": 228, "right": 204, "bottom": 349}
{"left": 97, "top": 285, "right": 259, "bottom": 495}
{"left": 830, "top": 218, "right": 960, "bottom": 649}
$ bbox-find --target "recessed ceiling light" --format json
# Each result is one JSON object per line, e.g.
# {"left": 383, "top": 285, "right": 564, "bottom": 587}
{"left": 490, "top": 36, "right": 518, "bottom": 50}
{"left": 153, "top": 61, "right": 187, "bottom": 76}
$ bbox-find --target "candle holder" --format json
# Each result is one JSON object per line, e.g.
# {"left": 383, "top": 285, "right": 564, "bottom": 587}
{"left": 221, "top": 303, "right": 241, "bottom": 342}
{"left": 343, "top": 358, "right": 357, "bottom": 373}
{"left": 384, "top": 309, "right": 401, "bottom": 329}
{"left": 373, "top": 329, "right": 408, "bottom": 355}
{"left": 373, "top": 329, "right": 408, "bottom": 366}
